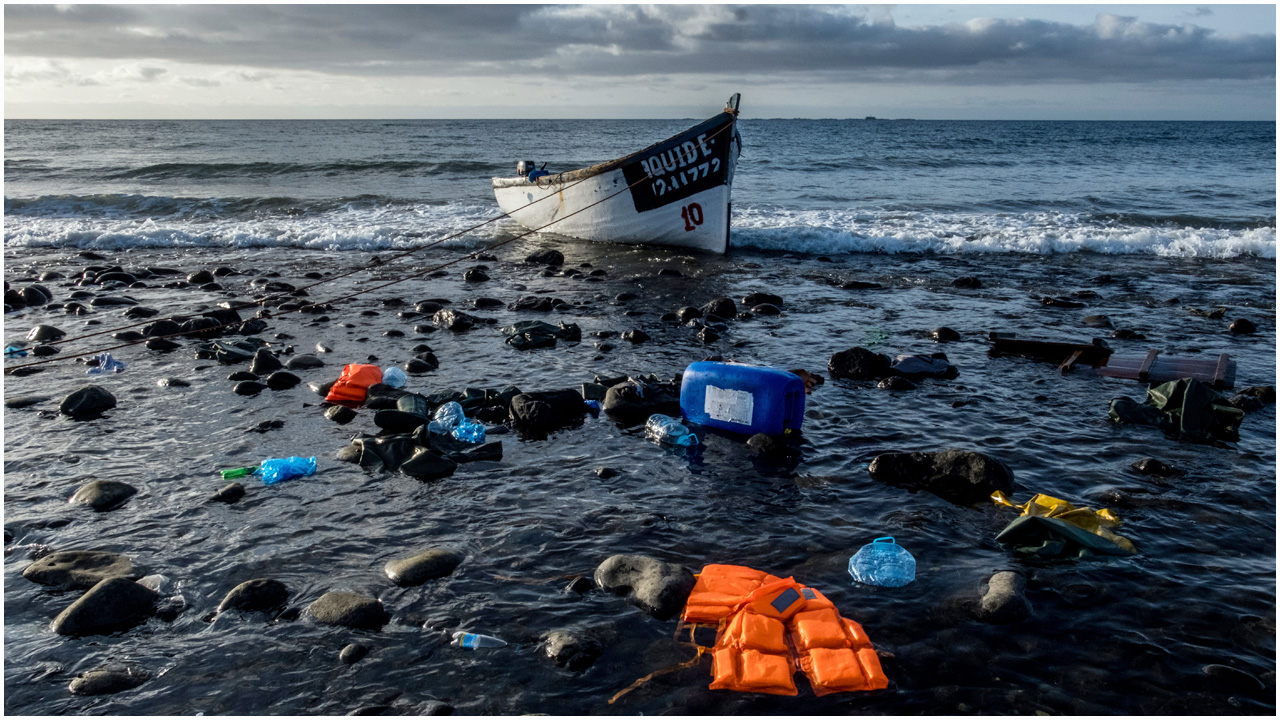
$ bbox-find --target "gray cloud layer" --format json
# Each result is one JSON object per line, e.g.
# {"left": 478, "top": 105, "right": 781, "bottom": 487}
{"left": 5, "top": 4, "right": 1274, "bottom": 84}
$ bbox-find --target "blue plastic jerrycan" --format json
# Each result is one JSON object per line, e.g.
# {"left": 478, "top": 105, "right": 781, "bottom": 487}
{"left": 679, "top": 362, "right": 805, "bottom": 436}
{"left": 849, "top": 537, "right": 916, "bottom": 587}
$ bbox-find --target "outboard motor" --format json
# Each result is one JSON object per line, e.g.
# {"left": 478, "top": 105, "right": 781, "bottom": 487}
{"left": 517, "top": 160, "right": 536, "bottom": 177}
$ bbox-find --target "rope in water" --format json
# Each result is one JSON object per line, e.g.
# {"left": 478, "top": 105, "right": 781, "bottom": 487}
{"left": 2, "top": 118, "right": 739, "bottom": 374}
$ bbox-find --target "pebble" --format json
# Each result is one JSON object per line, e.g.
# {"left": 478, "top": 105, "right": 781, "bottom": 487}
{"left": 285, "top": 354, "right": 325, "bottom": 370}
{"left": 68, "top": 666, "right": 149, "bottom": 696}
{"left": 157, "top": 378, "right": 191, "bottom": 388}
{"left": 384, "top": 548, "right": 464, "bottom": 587}
{"left": 325, "top": 405, "right": 358, "bottom": 424}
{"left": 308, "top": 592, "right": 389, "bottom": 630}
{"left": 932, "top": 327, "right": 961, "bottom": 342}
{"left": 218, "top": 578, "right": 290, "bottom": 614}
{"left": 543, "top": 630, "right": 603, "bottom": 671}
{"left": 5, "top": 395, "right": 49, "bottom": 409}
{"left": 250, "top": 348, "right": 284, "bottom": 374}
{"left": 1131, "top": 457, "right": 1178, "bottom": 477}
{"left": 340, "top": 643, "right": 370, "bottom": 665}
{"left": 622, "top": 329, "right": 650, "bottom": 343}
{"left": 595, "top": 467, "right": 620, "bottom": 479}
{"left": 265, "top": 370, "right": 301, "bottom": 390}
{"left": 69, "top": 480, "right": 138, "bottom": 511}
{"left": 233, "top": 381, "right": 267, "bottom": 396}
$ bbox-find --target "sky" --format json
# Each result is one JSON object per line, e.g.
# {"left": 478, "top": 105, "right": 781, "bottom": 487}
{"left": 3, "top": 3, "right": 1276, "bottom": 120}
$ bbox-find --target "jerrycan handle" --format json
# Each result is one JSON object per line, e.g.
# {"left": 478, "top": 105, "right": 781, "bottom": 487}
{"left": 873, "top": 537, "right": 896, "bottom": 544}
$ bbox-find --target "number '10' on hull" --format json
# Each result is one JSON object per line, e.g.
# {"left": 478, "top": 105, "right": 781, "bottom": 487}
{"left": 492, "top": 95, "right": 742, "bottom": 254}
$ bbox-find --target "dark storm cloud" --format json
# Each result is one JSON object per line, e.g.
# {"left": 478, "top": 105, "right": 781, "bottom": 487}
{"left": 4, "top": 4, "right": 1274, "bottom": 83}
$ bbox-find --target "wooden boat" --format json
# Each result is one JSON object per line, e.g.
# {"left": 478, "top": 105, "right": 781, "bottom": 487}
{"left": 492, "top": 94, "right": 742, "bottom": 253}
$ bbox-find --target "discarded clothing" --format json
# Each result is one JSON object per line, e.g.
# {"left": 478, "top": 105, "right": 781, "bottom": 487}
{"left": 86, "top": 352, "right": 126, "bottom": 375}
{"left": 325, "top": 363, "right": 383, "bottom": 405}
{"left": 1108, "top": 377, "right": 1244, "bottom": 442}
{"left": 682, "top": 564, "right": 888, "bottom": 696}
{"left": 500, "top": 320, "right": 581, "bottom": 350}
{"left": 890, "top": 354, "right": 958, "bottom": 379}
{"left": 992, "top": 492, "right": 1136, "bottom": 558}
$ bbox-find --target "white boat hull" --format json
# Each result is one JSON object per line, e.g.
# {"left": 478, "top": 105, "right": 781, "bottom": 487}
{"left": 493, "top": 108, "right": 739, "bottom": 254}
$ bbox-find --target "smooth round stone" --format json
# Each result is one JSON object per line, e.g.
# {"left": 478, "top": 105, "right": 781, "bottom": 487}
{"left": 308, "top": 592, "right": 388, "bottom": 630}
{"left": 68, "top": 667, "right": 149, "bottom": 696}
{"left": 285, "top": 354, "right": 325, "bottom": 370}
{"left": 325, "top": 405, "right": 357, "bottom": 424}
{"left": 22, "top": 550, "right": 133, "bottom": 590}
{"left": 340, "top": 643, "right": 370, "bottom": 665}
{"left": 233, "top": 381, "right": 267, "bottom": 396}
{"left": 210, "top": 482, "right": 245, "bottom": 503}
{"left": 218, "top": 578, "right": 290, "bottom": 614}
{"left": 70, "top": 480, "right": 137, "bottom": 511}
{"left": 227, "top": 371, "right": 259, "bottom": 382}
{"left": 50, "top": 577, "right": 158, "bottom": 636}
{"left": 265, "top": 371, "right": 301, "bottom": 390}
{"left": 384, "top": 548, "right": 464, "bottom": 587}
{"left": 59, "top": 385, "right": 117, "bottom": 419}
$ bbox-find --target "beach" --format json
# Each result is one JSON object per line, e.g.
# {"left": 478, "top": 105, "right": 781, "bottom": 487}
{"left": 3, "top": 118, "right": 1276, "bottom": 714}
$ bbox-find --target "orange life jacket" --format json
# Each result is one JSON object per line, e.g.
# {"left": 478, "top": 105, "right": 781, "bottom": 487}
{"left": 683, "top": 564, "right": 888, "bottom": 696}
{"left": 324, "top": 363, "right": 383, "bottom": 404}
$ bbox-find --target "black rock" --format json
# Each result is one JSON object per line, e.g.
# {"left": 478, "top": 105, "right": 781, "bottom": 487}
{"left": 70, "top": 480, "right": 137, "bottom": 511}
{"left": 384, "top": 548, "right": 464, "bottom": 586}
{"left": 26, "top": 324, "right": 66, "bottom": 343}
{"left": 308, "top": 592, "right": 388, "bottom": 630}
{"left": 658, "top": 268, "right": 683, "bottom": 277}
{"left": 1041, "top": 296, "right": 1085, "bottom": 308}
{"left": 265, "top": 371, "right": 301, "bottom": 390}
{"left": 1236, "top": 385, "right": 1276, "bottom": 403}
{"left": 404, "top": 358, "right": 434, "bottom": 374}
{"left": 473, "top": 297, "right": 504, "bottom": 309}
{"left": 565, "top": 576, "right": 595, "bottom": 594}
{"left": 248, "top": 419, "right": 285, "bottom": 433}
{"left": 433, "top": 308, "right": 477, "bottom": 332}
{"left": 601, "top": 381, "right": 681, "bottom": 426}
{"left": 50, "top": 577, "right": 158, "bottom": 636}
{"left": 675, "top": 306, "right": 702, "bottom": 322}
{"left": 749, "top": 303, "right": 781, "bottom": 316}
{"left": 509, "top": 295, "right": 566, "bottom": 312}
{"left": 398, "top": 447, "right": 459, "bottom": 480}
{"left": 526, "top": 249, "right": 565, "bottom": 266}
{"left": 146, "top": 338, "right": 181, "bottom": 352}
{"left": 5, "top": 395, "right": 49, "bottom": 408}
{"left": 285, "top": 354, "right": 325, "bottom": 370}
{"left": 1202, "top": 663, "right": 1266, "bottom": 695}
{"left": 227, "top": 371, "right": 259, "bottom": 382}
{"left": 59, "top": 385, "right": 117, "bottom": 419}
{"left": 68, "top": 667, "right": 149, "bottom": 696}
{"left": 509, "top": 389, "right": 586, "bottom": 432}
{"left": 622, "top": 329, "right": 650, "bottom": 343}
{"left": 543, "top": 630, "right": 603, "bottom": 671}
{"left": 594, "top": 554, "right": 695, "bottom": 621}
{"left": 594, "top": 467, "right": 620, "bottom": 479}
{"left": 868, "top": 449, "right": 1015, "bottom": 504}
{"left": 187, "top": 270, "right": 215, "bottom": 285}
{"left": 977, "top": 570, "right": 1032, "bottom": 624}
{"left": 325, "top": 405, "right": 358, "bottom": 424}
{"left": 21, "top": 286, "right": 50, "bottom": 305}
{"left": 1230, "top": 318, "right": 1257, "bottom": 334}
{"left": 218, "top": 578, "right": 290, "bottom": 614}
{"left": 952, "top": 276, "right": 982, "bottom": 289}
{"left": 309, "top": 379, "right": 337, "bottom": 397}
{"left": 1228, "top": 393, "right": 1265, "bottom": 412}
{"left": 1130, "top": 457, "right": 1179, "bottom": 477}
{"left": 878, "top": 376, "right": 918, "bottom": 391}
{"left": 249, "top": 348, "right": 283, "bottom": 375}
{"left": 1082, "top": 314, "right": 1113, "bottom": 328}
{"left": 840, "top": 279, "right": 881, "bottom": 289}
{"left": 700, "top": 297, "right": 737, "bottom": 319}
{"left": 233, "top": 381, "right": 267, "bottom": 396}
{"left": 743, "top": 292, "right": 783, "bottom": 307}
{"left": 745, "top": 433, "right": 801, "bottom": 462}
{"left": 210, "top": 482, "right": 246, "bottom": 503}
{"left": 828, "top": 346, "right": 892, "bottom": 380}
{"left": 462, "top": 267, "right": 489, "bottom": 283}
{"left": 932, "top": 327, "right": 961, "bottom": 342}
{"left": 22, "top": 550, "right": 133, "bottom": 590}
{"left": 31, "top": 344, "right": 59, "bottom": 356}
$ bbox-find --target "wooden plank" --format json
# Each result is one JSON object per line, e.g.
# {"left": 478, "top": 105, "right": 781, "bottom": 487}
{"left": 1212, "top": 353, "right": 1231, "bottom": 390}
{"left": 1059, "top": 350, "right": 1084, "bottom": 373}
{"left": 1137, "top": 349, "right": 1159, "bottom": 381}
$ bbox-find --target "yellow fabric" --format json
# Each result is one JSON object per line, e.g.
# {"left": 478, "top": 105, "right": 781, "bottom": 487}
{"left": 991, "top": 491, "right": 1136, "bottom": 554}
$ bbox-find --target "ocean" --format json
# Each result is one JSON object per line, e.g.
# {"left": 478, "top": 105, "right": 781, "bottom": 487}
{"left": 3, "top": 117, "right": 1275, "bottom": 715}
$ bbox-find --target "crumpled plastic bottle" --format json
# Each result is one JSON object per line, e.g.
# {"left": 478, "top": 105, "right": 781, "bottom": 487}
{"left": 428, "top": 401, "right": 465, "bottom": 434}
{"left": 645, "top": 414, "right": 698, "bottom": 447}
{"left": 848, "top": 537, "right": 916, "bottom": 587}
{"left": 256, "top": 456, "right": 317, "bottom": 485}
{"left": 382, "top": 366, "right": 408, "bottom": 389}
{"left": 451, "top": 418, "right": 486, "bottom": 444}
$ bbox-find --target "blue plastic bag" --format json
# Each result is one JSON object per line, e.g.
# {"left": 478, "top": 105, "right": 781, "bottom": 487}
{"left": 257, "top": 456, "right": 317, "bottom": 485}
{"left": 849, "top": 536, "right": 916, "bottom": 587}
{"left": 451, "top": 418, "right": 486, "bottom": 444}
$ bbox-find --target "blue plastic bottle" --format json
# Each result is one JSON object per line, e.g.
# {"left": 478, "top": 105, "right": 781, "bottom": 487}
{"left": 849, "top": 537, "right": 916, "bottom": 587}
{"left": 645, "top": 414, "right": 698, "bottom": 447}
{"left": 428, "top": 401, "right": 464, "bottom": 434}
{"left": 256, "top": 456, "right": 317, "bottom": 485}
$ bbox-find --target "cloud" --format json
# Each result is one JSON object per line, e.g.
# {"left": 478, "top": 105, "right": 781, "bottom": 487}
{"left": 2, "top": 4, "right": 1273, "bottom": 86}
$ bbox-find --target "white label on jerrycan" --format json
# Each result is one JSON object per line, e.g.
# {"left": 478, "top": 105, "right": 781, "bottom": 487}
{"left": 705, "top": 385, "right": 754, "bottom": 426}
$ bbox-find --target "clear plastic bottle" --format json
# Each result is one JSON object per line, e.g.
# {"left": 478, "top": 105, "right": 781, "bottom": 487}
{"left": 451, "top": 418, "right": 486, "bottom": 444}
{"left": 428, "top": 401, "right": 465, "bottom": 434}
{"left": 382, "top": 366, "right": 407, "bottom": 389}
{"left": 848, "top": 537, "right": 916, "bottom": 587}
{"left": 451, "top": 631, "right": 507, "bottom": 649}
{"left": 256, "top": 456, "right": 317, "bottom": 485}
{"left": 645, "top": 414, "right": 698, "bottom": 447}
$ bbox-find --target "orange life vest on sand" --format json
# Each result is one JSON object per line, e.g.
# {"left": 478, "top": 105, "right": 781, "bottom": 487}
{"left": 324, "top": 363, "right": 383, "bottom": 404}
{"left": 682, "top": 564, "right": 889, "bottom": 696}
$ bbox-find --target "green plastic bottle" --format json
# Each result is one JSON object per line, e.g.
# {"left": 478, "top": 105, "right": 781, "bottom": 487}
{"left": 220, "top": 466, "right": 257, "bottom": 480}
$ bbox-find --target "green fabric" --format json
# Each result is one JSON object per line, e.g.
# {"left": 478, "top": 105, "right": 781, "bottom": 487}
{"left": 1108, "top": 378, "right": 1244, "bottom": 442}
{"left": 995, "top": 515, "right": 1136, "bottom": 558}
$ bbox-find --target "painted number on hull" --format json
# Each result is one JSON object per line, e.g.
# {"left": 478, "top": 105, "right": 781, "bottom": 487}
{"left": 652, "top": 158, "right": 719, "bottom": 197}
{"left": 681, "top": 203, "right": 704, "bottom": 232}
